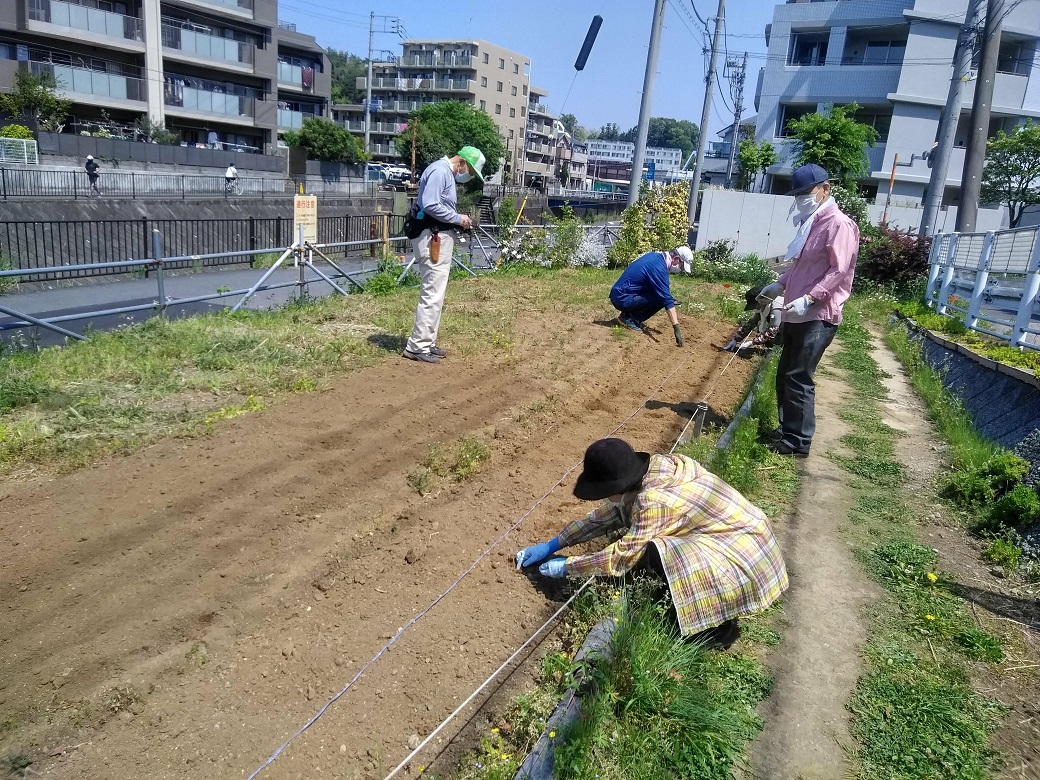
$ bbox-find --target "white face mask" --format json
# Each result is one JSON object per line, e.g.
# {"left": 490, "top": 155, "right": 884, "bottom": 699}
{"left": 454, "top": 172, "right": 472, "bottom": 184}
{"left": 795, "top": 193, "right": 819, "bottom": 215}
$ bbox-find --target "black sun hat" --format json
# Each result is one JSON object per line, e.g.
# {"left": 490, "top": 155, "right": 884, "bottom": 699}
{"left": 744, "top": 285, "right": 764, "bottom": 311}
{"left": 573, "top": 438, "right": 651, "bottom": 501}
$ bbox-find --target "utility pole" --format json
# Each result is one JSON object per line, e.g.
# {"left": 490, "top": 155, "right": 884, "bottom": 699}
{"left": 626, "top": 0, "right": 667, "bottom": 208}
{"left": 687, "top": 0, "right": 725, "bottom": 224}
{"left": 364, "top": 11, "right": 375, "bottom": 157}
{"left": 957, "top": 0, "right": 1004, "bottom": 233}
{"left": 724, "top": 51, "right": 748, "bottom": 188}
{"left": 920, "top": 0, "right": 984, "bottom": 236}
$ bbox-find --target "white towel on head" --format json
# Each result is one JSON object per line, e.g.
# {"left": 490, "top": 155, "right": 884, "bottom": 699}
{"left": 785, "top": 197, "right": 835, "bottom": 263}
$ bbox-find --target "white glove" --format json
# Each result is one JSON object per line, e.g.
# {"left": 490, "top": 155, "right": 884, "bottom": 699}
{"left": 767, "top": 297, "right": 784, "bottom": 330}
{"left": 757, "top": 282, "right": 784, "bottom": 305}
{"left": 784, "top": 295, "right": 814, "bottom": 317}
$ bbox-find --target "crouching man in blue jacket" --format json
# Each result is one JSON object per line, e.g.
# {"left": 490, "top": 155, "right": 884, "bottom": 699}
{"left": 609, "top": 246, "right": 693, "bottom": 347}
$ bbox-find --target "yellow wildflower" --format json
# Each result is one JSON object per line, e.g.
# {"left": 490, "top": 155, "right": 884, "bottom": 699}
{"left": 925, "top": 614, "right": 935, "bottom": 621}
{"left": 491, "top": 728, "right": 499, "bottom": 734}
{"left": 549, "top": 730, "right": 557, "bottom": 739}
{"left": 927, "top": 572, "right": 938, "bottom": 583}
{"left": 501, "top": 754, "right": 512, "bottom": 760}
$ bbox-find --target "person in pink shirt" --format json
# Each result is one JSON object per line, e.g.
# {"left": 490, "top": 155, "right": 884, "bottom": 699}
{"left": 757, "top": 164, "right": 859, "bottom": 457}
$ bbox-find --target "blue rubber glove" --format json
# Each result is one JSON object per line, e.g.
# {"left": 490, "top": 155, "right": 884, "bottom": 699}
{"left": 516, "top": 537, "right": 562, "bottom": 570}
{"left": 784, "top": 294, "right": 814, "bottom": 317}
{"left": 538, "top": 558, "right": 568, "bottom": 578}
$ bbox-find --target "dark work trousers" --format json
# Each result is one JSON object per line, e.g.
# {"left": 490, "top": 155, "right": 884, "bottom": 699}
{"left": 636, "top": 541, "right": 680, "bottom": 627}
{"left": 776, "top": 319, "right": 838, "bottom": 454}
{"left": 610, "top": 291, "right": 663, "bottom": 323}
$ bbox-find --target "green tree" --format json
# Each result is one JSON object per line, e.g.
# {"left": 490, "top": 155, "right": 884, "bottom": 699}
{"left": 980, "top": 120, "right": 1040, "bottom": 228}
{"left": 394, "top": 101, "right": 504, "bottom": 178}
{"left": 283, "top": 117, "right": 363, "bottom": 162}
{"left": 619, "top": 118, "right": 699, "bottom": 161}
{"left": 785, "top": 103, "right": 878, "bottom": 186}
{"left": 736, "top": 140, "right": 779, "bottom": 191}
{"left": 0, "top": 69, "right": 71, "bottom": 132}
{"left": 326, "top": 48, "right": 367, "bottom": 105}
{"left": 559, "top": 113, "right": 588, "bottom": 142}
{"left": 590, "top": 122, "right": 622, "bottom": 141}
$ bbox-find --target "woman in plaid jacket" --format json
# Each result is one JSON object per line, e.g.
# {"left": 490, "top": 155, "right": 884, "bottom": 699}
{"left": 516, "top": 438, "right": 788, "bottom": 649}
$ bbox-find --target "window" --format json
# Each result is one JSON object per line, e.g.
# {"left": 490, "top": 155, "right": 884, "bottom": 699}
{"left": 776, "top": 104, "right": 814, "bottom": 137}
{"left": 511, "top": 85, "right": 517, "bottom": 96}
{"left": 498, "top": 57, "right": 505, "bottom": 69}
{"left": 863, "top": 40, "right": 906, "bottom": 66}
{"left": 508, "top": 128, "right": 514, "bottom": 139}
{"left": 482, "top": 52, "right": 489, "bottom": 64}
{"left": 521, "top": 106, "right": 526, "bottom": 117}
{"left": 495, "top": 103, "right": 501, "bottom": 114}
{"left": 524, "top": 63, "right": 530, "bottom": 75}
{"left": 519, "top": 128, "right": 523, "bottom": 138}
{"left": 496, "top": 81, "right": 503, "bottom": 91}
{"left": 789, "top": 33, "right": 828, "bottom": 66}
{"left": 998, "top": 37, "right": 1031, "bottom": 75}
{"left": 522, "top": 84, "right": 528, "bottom": 96}
{"left": 480, "top": 76, "right": 487, "bottom": 87}
{"left": 513, "top": 63, "right": 519, "bottom": 74}
{"left": 852, "top": 108, "right": 892, "bottom": 141}
{"left": 510, "top": 107, "right": 516, "bottom": 117}
{"left": 479, "top": 99, "right": 486, "bottom": 110}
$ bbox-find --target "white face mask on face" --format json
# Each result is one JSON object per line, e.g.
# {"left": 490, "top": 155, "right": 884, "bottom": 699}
{"left": 795, "top": 193, "right": 819, "bottom": 215}
{"left": 454, "top": 172, "right": 472, "bottom": 183}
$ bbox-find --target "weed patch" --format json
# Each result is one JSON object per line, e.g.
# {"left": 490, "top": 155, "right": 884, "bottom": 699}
{"left": 408, "top": 436, "right": 491, "bottom": 495}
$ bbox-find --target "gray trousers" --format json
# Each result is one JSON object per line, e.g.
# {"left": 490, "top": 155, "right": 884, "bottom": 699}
{"left": 405, "top": 228, "right": 455, "bottom": 354}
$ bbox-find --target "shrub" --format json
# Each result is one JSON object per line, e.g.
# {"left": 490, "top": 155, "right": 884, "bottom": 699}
{"left": 988, "top": 484, "right": 1040, "bottom": 530}
{"left": 984, "top": 536, "right": 1023, "bottom": 569}
{"left": 944, "top": 452, "right": 1029, "bottom": 507}
{"left": 856, "top": 223, "right": 932, "bottom": 288}
{"left": 0, "top": 124, "right": 33, "bottom": 140}
{"left": 830, "top": 181, "right": 869, "bottom": 230}
{"left": 545, "top": 205, "right": 583, "bottom": 268}
{"left": 606, "top": 182, "right": 690, "bottom": 267}
{"left": 496, "top": 195, "right": 519, "bottom": 240}
{"left": 689, "top": 247, "right": 774, "bottom": 286}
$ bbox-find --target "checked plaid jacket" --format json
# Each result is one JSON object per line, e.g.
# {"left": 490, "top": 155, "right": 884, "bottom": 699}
{"left": 559, "top": 453, "right": 789, "bottom": 635}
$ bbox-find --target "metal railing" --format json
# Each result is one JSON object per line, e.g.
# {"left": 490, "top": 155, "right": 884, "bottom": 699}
{"left": 0, "top": 214, "right": 406, "bottom": 281}
{"left": 161, "top": 22, "right": 254, "bottom": 65}
{"left": 926, "top": 225, "right": 1040, "bottom": 350}
{"left": 0, "top": 139, "right": 39, "bottom": 166}
{"left": 30, "top": 0, "right": 143, "bottom": 41}
{"left": 167, "top": 85, "right": 256, "bottom": 118}
{"left": 0, "top": 168, "right": 379, "bottom": 200}
{"left": 30, "top": 62, "right": 146, "bottom": 103}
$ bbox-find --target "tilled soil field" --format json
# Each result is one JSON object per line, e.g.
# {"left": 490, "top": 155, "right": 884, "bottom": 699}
{"left": 0, "top": 308, "right": 753, "bottom": 779}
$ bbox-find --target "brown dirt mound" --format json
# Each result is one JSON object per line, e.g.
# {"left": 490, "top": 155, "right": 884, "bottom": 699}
{"left": 0, "top": 308, "right": 754, "bottom": 779}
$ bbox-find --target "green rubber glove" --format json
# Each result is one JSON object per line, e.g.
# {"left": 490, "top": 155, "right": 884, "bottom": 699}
{"left": 673, "top": 324, "right": 683, "bottom": 347}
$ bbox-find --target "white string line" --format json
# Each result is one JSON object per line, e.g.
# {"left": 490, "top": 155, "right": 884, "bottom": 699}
{"left": 380, "top": 337, "right": 747, "bottom": 780}
{"left": 245, "top": 325, "right": 720, "bottom": 779}
{"left": 380, "top": 577, "right": 597, "bottom": 780}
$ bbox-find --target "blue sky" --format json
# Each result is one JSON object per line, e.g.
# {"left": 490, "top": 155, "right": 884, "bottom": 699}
{"left": 277, "top": 0, "right": 781, "bottom": 141}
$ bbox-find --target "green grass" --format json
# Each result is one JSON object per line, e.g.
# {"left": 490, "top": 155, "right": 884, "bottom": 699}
{"left": 407, "top": 435, "right": 491, "bottom": 496}
{"left": 833, "top": 302, "right": 1008, "bottom": 779}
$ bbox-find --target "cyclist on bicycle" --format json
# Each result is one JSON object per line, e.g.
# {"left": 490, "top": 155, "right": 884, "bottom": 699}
{"left": 225, "top": 163, "right": 238, "bottom": 195}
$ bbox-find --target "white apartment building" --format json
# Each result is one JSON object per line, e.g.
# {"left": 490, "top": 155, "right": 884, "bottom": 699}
{"left": 755, "top": 0, "right": 1040, "bottom": 206}
{"left": 586, "top": 140, "right": 684, "bottom": 173}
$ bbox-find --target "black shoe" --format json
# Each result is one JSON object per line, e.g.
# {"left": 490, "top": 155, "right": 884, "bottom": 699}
{"left": 618, "top": 313, "right": 645, "bottom": 332}
{"left": 690, "top": 618, "right": 740, "bottom": 651}
{"left": 763, "top": 428, "right": 783, "bottom": 444}
{"left": 768, "top": 440, "right": 810, "bottom": 458}
{"left": 429, "top": 345, "right": 447, "bottom": 358}
{"left": 402, "top": 349, "right": 440, "bottom": 364}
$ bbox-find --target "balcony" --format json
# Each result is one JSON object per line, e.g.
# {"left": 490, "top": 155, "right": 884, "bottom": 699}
{"left": 278, "top": 108, "right": 322, "bottom": 130}
{"left": 339, "top": 119, "right": 401, "bottom": 133}
{"left": 31, "top": 62, "right": 146, "bottom": 104}
{"left": 167, "top": 85, "right": 255, "bottom": 120}
{"left": 401, "top": 53, "right": 473, "bottom": 69}
{"left": 530, "top": 103, "right": 551, "bottom": 116}
{"left": 277, "top": 60, "right": 316, "bottom": 92}
{"left": 162, "top": 23, "right": 254, "bottom": 68}
{"left": 29, "top": 0, "right": 143, "bottom": 44}
{"left": 370, "top": 142, "right": 399, "bottom": 156}
{"left": 178, "top": 0, "right": 253, "bottom": 15}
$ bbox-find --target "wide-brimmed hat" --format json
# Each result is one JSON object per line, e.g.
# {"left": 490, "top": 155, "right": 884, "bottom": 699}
{"left": 786, "top": 163, "right": 829, "bottom": 196}
{"left": 573, "top": 438, "right": 651, "bottom": 501}
{"left": 457, "top": 145, "right": 486, "bottom": 182}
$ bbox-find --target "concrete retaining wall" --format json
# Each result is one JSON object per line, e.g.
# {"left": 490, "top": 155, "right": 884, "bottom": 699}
{"left": 905, "top": 320, "right": 1040, "bottom": 449}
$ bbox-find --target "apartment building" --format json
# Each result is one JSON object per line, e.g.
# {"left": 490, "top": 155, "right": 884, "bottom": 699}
{"left": 333, "top": 38, "right": 531, "bottom": 169}
{"left": 0, "top": 0, "right": 331, "bottom": 154}
{"left": 755, "top": 0, "right": 1040, "bottom": 205}
{"left": 586, "top": 139, "right": 684, "bottom": 175}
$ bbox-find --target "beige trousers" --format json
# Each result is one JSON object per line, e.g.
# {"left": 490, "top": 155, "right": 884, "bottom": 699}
{"left": 405, "top": 228, "right": 455, "bottom": 354}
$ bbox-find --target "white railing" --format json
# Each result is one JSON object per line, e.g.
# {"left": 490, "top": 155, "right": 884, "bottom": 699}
{"left": 0, "top": 138, "right": 40, "bottom": 165}
{"left": 926, "top": 225, "right": 1040, "bottom": 350}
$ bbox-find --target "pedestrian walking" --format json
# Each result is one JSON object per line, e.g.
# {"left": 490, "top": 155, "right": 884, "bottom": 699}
{"left": 401, "top": 145, "right": 485, "bottom": 364}
{"left": 516, "top": 437, "right": 789, "bottom": 649}
{"left": 758, "top": 163, "right": 859, "bottom": 457}
{"left": 84, "top": 155, "right": 101, "bottom": 196}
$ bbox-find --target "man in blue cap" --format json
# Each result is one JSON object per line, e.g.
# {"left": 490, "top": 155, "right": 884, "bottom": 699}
{"left": 402, "top": 146, "right": 485, "bottom": 364}
{"left": 757, "top": 163, "right": 859, "bottom": 457}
